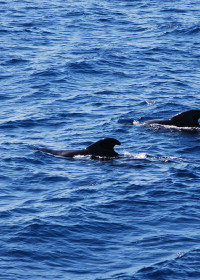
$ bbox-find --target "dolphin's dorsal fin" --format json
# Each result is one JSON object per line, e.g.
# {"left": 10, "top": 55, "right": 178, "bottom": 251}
{"left": 87, "top": 138, "right": 120, "bottom": 150}
{"left": 98, "top": 138, "right": 121, "bottom": 150}
{"left": 171, "top": 110, "right": 200, "bottom": 127}
{"left": 86, "top": 138, "right": 121, "bottom": 157}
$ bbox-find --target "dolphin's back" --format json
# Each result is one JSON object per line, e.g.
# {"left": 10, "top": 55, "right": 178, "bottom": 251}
{"left": 34, "top": 138, "right": 120, "bottom": 158}
{"left": 34, "top": 147, "right": 86, "bottom": 157}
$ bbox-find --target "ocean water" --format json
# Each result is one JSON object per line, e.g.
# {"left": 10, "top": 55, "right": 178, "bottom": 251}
{"left": 1, "top": 0, "right": 200, "bottom": 279}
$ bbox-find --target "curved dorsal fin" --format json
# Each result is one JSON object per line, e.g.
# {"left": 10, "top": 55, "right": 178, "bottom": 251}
{"left": 86, "top": 138, "right": 121, "bottom": 157}
{"left": 171, "top": 110, "right": 200, "bottom": 127}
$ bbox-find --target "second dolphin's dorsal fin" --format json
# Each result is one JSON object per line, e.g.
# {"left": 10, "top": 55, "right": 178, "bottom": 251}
{"left": 171, "top": 110, "right": 200, "bottom": 127}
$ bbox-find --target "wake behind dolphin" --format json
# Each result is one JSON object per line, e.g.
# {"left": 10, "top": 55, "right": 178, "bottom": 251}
{"left": 34, "top": 138, "right": 121, "bottom": 158}
{"left": 144, "top": 110, "right": 200, "bottom": 128}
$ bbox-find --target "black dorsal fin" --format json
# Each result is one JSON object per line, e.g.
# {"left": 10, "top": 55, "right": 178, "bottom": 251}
{"left": 86, "top": 138, "right": 121, "bottom": 157}
{"left": 171, "top": 110, "right": 200, "bottom": 127}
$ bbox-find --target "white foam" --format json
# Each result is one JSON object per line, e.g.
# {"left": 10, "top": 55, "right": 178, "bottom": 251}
{"left": 134, "top": 152, "right": 149, "bottom": 159}
{"left": 133, "top": 120, "right": 141, "bottom": 126}
{"left": 123, "top": 151, "right": 149, "bottom": 159}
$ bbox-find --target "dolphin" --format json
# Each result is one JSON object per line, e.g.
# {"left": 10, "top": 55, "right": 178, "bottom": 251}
{"left": 34, "top": 138, "right": 121, "bottom": 158}
{"left": 144, "top": 110, "right": 200, "bottom": 128}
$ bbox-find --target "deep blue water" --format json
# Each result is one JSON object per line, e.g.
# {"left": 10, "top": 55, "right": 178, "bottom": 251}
{"left": 1, "top": 0, "right": 200, "bottom": 279}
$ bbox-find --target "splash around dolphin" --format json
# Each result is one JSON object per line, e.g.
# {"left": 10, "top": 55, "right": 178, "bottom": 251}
{"left": 34, "top": 138, "right": 121, "bottom": 158}
{"left": 144, "top": 110, "right": 200, "bottom": 128}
